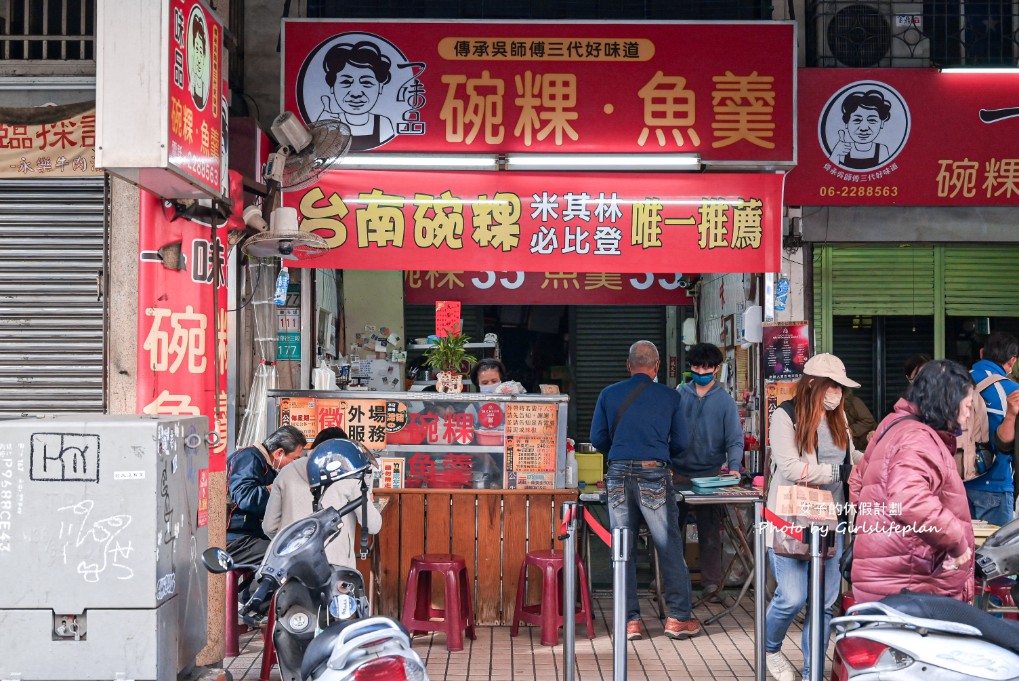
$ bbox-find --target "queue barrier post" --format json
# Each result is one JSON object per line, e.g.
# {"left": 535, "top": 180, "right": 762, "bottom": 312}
{"left": 561, "top": 501, "right": 578, "bottom": 681}
{"left": 612, "top": 527, "right": 632, "bottom": 681}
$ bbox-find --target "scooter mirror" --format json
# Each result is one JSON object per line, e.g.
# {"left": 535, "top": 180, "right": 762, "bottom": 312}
{"left": 201, "top": 547, "right": 235, "bottom": 573}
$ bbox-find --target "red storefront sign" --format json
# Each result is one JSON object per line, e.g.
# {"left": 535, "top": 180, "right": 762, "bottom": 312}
{"left": 787, "top": 69, "right": 1019, "bottom": 206}
{"left": 136, "top": 173, "right": 239, "bottom": 471}
{"left": 282, "top": 20, "right": 795, "bottom": 164}
{"left": 168, "top": 0, "right": 223, "bottom": 194}
{"left": 405, "top": 271, "right": 694, "bottom": 305}
{"left": 284, "top": 170, "right": 784, "bottom": 273}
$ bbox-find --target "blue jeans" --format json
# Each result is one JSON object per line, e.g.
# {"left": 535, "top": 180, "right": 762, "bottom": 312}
{"left": 765, "top": 533, "right": 844, "bottom": 678}
{"left": 605, "top": 460, "right": 693, "bottom": 621}
{"left": 968, "top": 489, "right": 1015, "bottom": 527}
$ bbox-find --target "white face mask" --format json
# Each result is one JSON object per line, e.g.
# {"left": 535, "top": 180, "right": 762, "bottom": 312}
{"left": 652, "top": 375, "right": 659, "bottom": 383}
{"left": 479, "top": 384, "right": 498, "bottom": 393}
{"left": 823, "top": 393, "right": 841, "bottom": 411}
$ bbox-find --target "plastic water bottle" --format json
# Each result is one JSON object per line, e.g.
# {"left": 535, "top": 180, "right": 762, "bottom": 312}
{"left": 273, "top": 266, "right": 289, "bottom": 306}
{"left": 566, "top": 448, "right": 579, "bottom": 488}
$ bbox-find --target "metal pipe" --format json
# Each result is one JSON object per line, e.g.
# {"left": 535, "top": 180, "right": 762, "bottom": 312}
{"left": 808, "top": 526, "right": 825, "bottom": 681}
{"left": 612, "top": 527, "right": 631, "bottom": 681}
{"left": 754, "top": 500, "right": 767, "bottom": 681}
{"left": 562, "top": 502, "right": 577, "bottom": 681}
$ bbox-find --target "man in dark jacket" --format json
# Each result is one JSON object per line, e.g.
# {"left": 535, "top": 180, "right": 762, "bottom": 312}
{"left": 674, "top": 343, "right": 744, "bottom": 607}
{"left": 591, "top": 340, "right": 697, "bottom": 641}
{"left": 227, "top": 425, "right": 307, "bottom": 565}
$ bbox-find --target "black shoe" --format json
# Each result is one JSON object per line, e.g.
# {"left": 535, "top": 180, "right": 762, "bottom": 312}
{"left": 702, "top": 586, "right": 735, "bottom": 607}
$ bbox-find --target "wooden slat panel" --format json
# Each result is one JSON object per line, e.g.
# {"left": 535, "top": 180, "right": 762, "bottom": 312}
{"left": 398, "top": 493, "right": 426, "bottom": 621}
{"left": 451, "top": 493, "right": 477, "bottom": 614}
{"left": 475, "top": 494, "right": 502, "bottom": 625}
{"left": 425, "top": 493, "right": 452, "bottom": 555}
{"left": 526, "top": 494, "right": 554, "bottom": 603}
{"left": 377, "top": 495, "right": 402, "bottom": 619}
{"left": 502, "top": 494, "right": 528, "bottom": 624}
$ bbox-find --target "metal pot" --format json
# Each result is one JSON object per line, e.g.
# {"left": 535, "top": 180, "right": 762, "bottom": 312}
{"left": 575, "top": 442, "right": 597, "bottom": 453}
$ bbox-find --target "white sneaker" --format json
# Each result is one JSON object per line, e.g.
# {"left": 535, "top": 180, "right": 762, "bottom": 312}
{"left": 766, "top": 651, "right": 797, "bottom": 681}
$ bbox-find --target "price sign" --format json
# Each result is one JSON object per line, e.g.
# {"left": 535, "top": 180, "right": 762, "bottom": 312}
{"left": 435, "top": 300, "right": 461, "bottom": 337}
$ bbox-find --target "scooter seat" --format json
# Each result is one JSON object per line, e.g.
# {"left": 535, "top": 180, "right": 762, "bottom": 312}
{"left": 301, "top": 620, "right": 351, "bottom": 680}
{"left": 879, "top": 592, "right": 1019, "bottom": 654}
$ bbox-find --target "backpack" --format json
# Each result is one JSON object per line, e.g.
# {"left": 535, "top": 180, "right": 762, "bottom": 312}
{"left": 956, "top": 375, "right": 1005, "bottom": 481}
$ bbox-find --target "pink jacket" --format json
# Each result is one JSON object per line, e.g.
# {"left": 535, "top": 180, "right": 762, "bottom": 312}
{"left": 848, "top": 399, "right": 974, "bottom": 604}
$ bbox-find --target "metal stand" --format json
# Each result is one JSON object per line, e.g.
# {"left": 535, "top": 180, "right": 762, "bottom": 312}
{"left": 807, "top": 525, "right": 826, "bottom": 681}
{"left": 754, "top": 501, "right": 767, "bottom": 681}
{"left": 612, "top": 527, "right": 632, "bottom": 681}
{"left": 562, "top": 502, "right": 578, "bottom": 681}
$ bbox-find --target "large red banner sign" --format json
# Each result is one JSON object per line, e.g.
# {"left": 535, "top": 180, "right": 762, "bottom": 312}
{"left": 787, "top": 69, "right": 1019, "bottom": 206}
{"left": 168, "top": 0, "right": 223, "bottom": 194}
{"left": 136, "top": 174, "right": 238, "bottom": 471}
{"left": 282, "top": 20, "right": 795, "bottom": 164}
{"left": 284, "top": 170, "right": 784, "bottom": 273}
{"left": 405, "top": 271, "right": 694, "bottom": 305}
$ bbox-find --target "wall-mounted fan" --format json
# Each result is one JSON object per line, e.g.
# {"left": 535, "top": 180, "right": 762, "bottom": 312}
{"left": 241, "top": 112, "right": 352, "bottom": 261}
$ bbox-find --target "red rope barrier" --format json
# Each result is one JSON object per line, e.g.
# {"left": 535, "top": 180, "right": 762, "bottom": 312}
{"left": 559, "top": 505, "right": 613, "bottom": 546}
{"left": 763, "top": 506, "right": 803, "bottom": 542}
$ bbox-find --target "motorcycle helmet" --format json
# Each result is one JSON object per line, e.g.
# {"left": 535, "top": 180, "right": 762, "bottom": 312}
{"left": 307, "top": 438, "right": 377, "bottom": 492}
{"left": 975, "top": 516, "right": 1019, "bottom": 580}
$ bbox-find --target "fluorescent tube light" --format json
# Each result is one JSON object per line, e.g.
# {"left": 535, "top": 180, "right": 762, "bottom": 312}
{"left": 939, "top": 66, "right": 1019, "bottom": 74}
{"left": 504, "top": 153, "right": 701, "bottom": 171}
{"left": 336, "top": 153, "right": 501, "bottom": 170}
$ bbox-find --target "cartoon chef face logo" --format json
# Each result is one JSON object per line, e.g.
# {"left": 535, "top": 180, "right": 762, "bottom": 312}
{"left": 295, "top": 33, "right": 426, "bottom": 152}
{"left": 819, "top": 81, "right": 910, "bottom": 172}
{"left": 186, "top": 6, "right": 210, "bottom": 111}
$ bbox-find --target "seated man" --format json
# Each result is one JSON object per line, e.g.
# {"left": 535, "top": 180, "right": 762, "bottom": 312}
{"left": 263, "top": 428, "right": 382, "bottom": 569}
{"left": 226, "top": 424, "right": 307, "bottom": 567}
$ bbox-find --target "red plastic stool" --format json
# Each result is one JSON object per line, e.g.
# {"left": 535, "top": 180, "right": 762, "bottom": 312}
{"left": 401, "top": 553, "right": 477, "bottom": 651}
{"left": 829, "top": 588, "right": 858, "bottom": 681}
{"left": 510, "top": 549, "right": 596, "bottom": 646}
{"left": 259, "top": 599, "right": 277, "bottom": 681}
{"left": 225, "top": 569, "right": 253, "bottom": 657}
{"left": 978, "top": 576, "right": 1018, "bottom": 620}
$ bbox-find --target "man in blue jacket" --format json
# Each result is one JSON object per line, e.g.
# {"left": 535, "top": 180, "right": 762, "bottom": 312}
{"left": 675, "top": 343, "right": 744, "bottom": 607}
{"left": 591, "top": 340, "right": 696, "bottom": 641}
{"left": 227, "top": 424, "right": 308, "bottom": 566}
{"left": 970, "top": 331, "right": 1018, "bottom": 526}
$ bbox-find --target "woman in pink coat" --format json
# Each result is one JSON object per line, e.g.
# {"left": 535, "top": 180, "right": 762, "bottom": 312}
{"left": 848, "top": 359, "right": 976, "bottom": 604}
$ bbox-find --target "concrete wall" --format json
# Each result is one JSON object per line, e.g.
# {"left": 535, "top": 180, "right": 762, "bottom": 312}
{"left": 342, "top": 269, "right": 405, "bottom": 360}
{"left": 106, "top": 177, "right": 139, "bottom": 414}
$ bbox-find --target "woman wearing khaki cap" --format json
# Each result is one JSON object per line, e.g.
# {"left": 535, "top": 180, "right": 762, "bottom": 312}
{"left": 764, "top": 353, "right": 863, "bottom": 681}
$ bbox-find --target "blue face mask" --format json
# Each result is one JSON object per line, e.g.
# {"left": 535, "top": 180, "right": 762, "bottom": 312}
{"left": 690, "top": 371, "right": 715, "bottom": 386}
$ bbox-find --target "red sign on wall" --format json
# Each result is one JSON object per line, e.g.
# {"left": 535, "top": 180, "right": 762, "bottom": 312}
{"left": 136, "top": 173, "right": 239, "bottom": 471}
{"left": 405, "top": 271, "right": 694, "bottom": 305}
{"left": 787, "top": 69, "right": 1019, "bottom": 206}
{"left": 282, "top": 20, "right": 795, "bottom": 164}
{"left": 168, "top": 0, "right": 223, "bottom": 194}
{"left": 285, "top": 170, "right": 784, "bottom": 273}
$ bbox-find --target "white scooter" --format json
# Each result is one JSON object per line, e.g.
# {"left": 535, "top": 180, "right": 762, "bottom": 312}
{"left": 831, "top": 518, "right": 1019, "bottom": 680}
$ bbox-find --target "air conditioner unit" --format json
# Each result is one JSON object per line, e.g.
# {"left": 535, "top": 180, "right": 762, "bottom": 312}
{"left": 815, "top": 1, "right": 930, "bottom": 67}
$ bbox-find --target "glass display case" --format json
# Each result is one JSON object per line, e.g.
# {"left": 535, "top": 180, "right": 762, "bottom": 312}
{"left": 266, "top": 389, "right": 570, "bottom": 490}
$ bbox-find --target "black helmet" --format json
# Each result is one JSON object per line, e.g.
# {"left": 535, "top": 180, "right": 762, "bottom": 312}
{"left": 307, "top": 439, "right": 377, "bottom": 491}
{"left": 975, "top": 517, "right": 1019, "bottom": 580}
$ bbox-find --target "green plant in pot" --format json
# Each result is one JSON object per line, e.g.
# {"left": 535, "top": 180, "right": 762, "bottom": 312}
{"left": 422, "top": 331, "right": 477, "bottom": 393}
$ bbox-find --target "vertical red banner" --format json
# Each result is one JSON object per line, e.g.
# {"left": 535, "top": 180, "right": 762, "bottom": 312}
{"left": 136, "top": 172, "right": 241, "bottom": 471}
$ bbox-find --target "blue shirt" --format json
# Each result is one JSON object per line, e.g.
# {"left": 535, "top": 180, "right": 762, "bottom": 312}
{"left": 590, "top": 374, "right": 689, "bottom": 464}
{"left": 969, "top": 359, "right": 1017, "bottom": 493}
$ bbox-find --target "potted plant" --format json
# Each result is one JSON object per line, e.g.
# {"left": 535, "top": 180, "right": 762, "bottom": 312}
{"left": 422, "top": 331, "right": 477, "bottom": 393}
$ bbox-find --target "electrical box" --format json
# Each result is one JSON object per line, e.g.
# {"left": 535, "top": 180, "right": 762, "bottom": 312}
{"left": 0, "top": 415, "right": 209, "bottom": 681}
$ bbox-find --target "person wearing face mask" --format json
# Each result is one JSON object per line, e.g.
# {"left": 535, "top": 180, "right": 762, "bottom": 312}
{"left": 470, "top": 357, "right": 526, "bottom": 395}
{"left": 226, "top": 424, "right": 308, "bottom": 569}
{"left": 673, "top": 343, "right": 745, "bottom": 607}
{"left": 764, "top": 353, "right": 862, "bottom": 681}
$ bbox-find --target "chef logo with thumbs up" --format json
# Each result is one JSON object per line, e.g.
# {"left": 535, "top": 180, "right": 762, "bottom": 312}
{"left": 819, "top": 81, "right": 910, "bottom": 173}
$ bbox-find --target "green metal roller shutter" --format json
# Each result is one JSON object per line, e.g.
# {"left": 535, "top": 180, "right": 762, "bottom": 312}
{"left": 571, "top": 305, "right": 666, "bottom": 442}
{"left": 0, "top": 178, "right": 107, "bottom": 415}
{"left": 944, "top": 246, "right": 1019, "bottom": 316}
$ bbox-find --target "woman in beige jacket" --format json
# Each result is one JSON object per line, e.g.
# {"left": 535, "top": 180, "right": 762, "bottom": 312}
{"left": 765, "top": 354, "right": 863, "bottom": 681}
{"left": 262, "top": 430, "right": 382, "bottom": 569}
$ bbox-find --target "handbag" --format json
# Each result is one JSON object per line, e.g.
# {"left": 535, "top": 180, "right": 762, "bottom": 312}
{"left": 772, "top": 465, "right": 838, "bottom": 560}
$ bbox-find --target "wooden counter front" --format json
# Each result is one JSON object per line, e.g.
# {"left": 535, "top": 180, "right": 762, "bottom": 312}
{"left": 357, "top": 489, "right": 579, "bottom": 625}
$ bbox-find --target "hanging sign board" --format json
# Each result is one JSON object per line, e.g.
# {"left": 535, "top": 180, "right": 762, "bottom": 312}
{"left": 282, "top": 19, "right": 795, "bottom": 164}
{"left": 787, "top": 69, "right": 1019, "bottom": 206}
{"left": 284, "top": 170, "right": 784, "bottom": 273}
{"left": 97, "top": 0, "right": 225, "bottom": 200}
{"left": 0, "top": 101, "right": 100, "bottom": 178}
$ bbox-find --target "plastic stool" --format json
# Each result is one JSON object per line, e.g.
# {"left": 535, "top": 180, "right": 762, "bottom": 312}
{"left": 978, "top": 575, "right": 1018, "bottom": 620}
{"left": 259, "top": 597, "right": 277, "bottom": 681}
{"left": 225, "top": 569, "right": 253, "bottom": 657}
{"left": 510, "top": 549, "right": 596, "bottom": 646}
{"left": 401, "top": 554, "right": 477, "bottom": 651}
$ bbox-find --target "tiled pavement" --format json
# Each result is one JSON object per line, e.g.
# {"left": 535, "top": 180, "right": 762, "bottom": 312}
{"left": 226, "top": 592, "right": 832, "bottom": 681}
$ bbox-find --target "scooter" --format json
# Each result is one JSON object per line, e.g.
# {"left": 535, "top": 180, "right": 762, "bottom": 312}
{"left": 204, "top": 439, "right": 429, "bottom": 681}
{"left": 831, "top": 517, "right": 1019, "bottom": 680}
